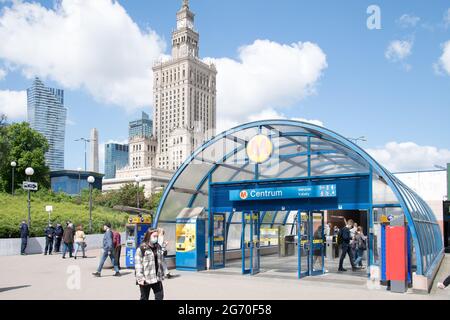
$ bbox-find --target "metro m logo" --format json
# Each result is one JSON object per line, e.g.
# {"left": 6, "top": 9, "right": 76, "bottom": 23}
{"left": 246, "top": 135, "right": 273, "bottom": 164}
{"left": 240, "top": 190, "right": 248, "bottom": 200}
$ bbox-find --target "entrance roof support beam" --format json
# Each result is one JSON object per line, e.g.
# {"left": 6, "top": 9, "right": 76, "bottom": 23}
{"left": 187, "top": 143, "right": 247, "bottom": 208}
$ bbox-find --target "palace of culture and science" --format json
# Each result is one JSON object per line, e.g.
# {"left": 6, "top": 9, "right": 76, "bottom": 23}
{"left": 103, "top": 0, "right": 217, "bottom": 196}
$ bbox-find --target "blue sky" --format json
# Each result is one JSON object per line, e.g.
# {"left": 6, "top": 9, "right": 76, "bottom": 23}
{"left": 0, "top": 0, "right": 449, "bottom": 173}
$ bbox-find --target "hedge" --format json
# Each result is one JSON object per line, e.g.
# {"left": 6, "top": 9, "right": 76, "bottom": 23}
{"left": 0, "top": 192, "right": 128, "bottom": 238}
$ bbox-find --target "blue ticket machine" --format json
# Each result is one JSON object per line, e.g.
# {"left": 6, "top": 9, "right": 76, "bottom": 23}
{"left": 125, "top": 215, "right": 152, "bottom": 269}
{"left": 176, "top": 207, "right": 206, "bottom": 271}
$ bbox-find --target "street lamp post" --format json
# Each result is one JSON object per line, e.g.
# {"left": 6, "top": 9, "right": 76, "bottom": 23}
{"left": 25, "top": 167, "right": 34, "bottom": 228}
{"left": 75, "top": 138, "right": 92, "bottom": 172}
{"left": 87, "top": 176, "right": 95, "bottom": 234}
{"left": 135, "top": 176, "right": 142, "bottom": 209}
{"left": 11, "top": 161, "right": 16, "bottom": 196}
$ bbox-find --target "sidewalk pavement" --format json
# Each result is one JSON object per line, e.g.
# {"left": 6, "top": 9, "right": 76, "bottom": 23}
{"left": 0, "top": 249, "right": 449, "bottom": 300}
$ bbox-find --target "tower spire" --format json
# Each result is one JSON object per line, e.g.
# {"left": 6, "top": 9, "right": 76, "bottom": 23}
{"left": 182, "top": 0, "right": 189, "bottom": 9}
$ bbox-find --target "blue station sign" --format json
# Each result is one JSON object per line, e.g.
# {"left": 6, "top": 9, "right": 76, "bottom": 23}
{"left": 229, "top": 184, "right": 337, "bottom": 201}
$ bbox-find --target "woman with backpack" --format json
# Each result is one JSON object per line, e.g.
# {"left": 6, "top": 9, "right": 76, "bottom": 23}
{"left": 134, "top": 229, "right": 165, "bottom": 300}
{"left": 353, "top": 226, "right": 367, "bottom": 268}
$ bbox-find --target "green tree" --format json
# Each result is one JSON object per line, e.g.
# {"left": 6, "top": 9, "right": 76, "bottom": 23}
{"left": 117, "top": 183, "right": 145, "bottom": 208}
{"left": 0, "top": 114, "right": 9, "bottom": 171}
{"left": 0, "top": 122, "right": 50, "bottom": 193}
{"left": 149, "top": 191, "right": 163, "bottom": 211}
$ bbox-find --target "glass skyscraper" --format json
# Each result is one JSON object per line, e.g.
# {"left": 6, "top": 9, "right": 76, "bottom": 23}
{"left": 27, "top": 77, "right": 67, "bottom": 171}
{"left": 129, "top": 111, "right": 153, "bottom": 139}
{"left": 104, "top": 143, "right": 129, "bottom": 179}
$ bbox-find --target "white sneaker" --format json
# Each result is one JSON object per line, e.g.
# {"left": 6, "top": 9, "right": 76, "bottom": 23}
{"left": 437, "top": 282, "right": 446, "bottom": 289}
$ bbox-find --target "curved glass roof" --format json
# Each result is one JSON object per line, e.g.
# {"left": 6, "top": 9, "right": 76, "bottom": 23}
{"left": 155, "top": 120, "right": 444, "bottom": 277}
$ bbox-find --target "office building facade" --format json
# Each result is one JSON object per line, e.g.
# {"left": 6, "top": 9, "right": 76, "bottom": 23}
{"left": 104, "top": 143, "right": 129, "bottom": 179}
{"left": 27, "top": 77, "right": 67, "bottom": 171}
{"left": 129, "top": 111, "right": 153, "bottom": 140}
{"left": 153, "top": 0, "right": 217, "bottom": 171}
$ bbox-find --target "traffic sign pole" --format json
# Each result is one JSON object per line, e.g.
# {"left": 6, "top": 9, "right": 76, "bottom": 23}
{"left": 23, "top": 180, "right": 38, "bottom": 228}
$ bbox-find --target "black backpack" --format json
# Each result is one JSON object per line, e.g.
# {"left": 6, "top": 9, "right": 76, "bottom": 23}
{"left": 358, "top": 236, "right": 367, "bottom": 250}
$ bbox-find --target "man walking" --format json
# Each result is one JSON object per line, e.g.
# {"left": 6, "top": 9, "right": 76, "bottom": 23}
{"left": 19, "top": 220, "right": 29, "bottom": 255}
{"left": 44, "top": 223, "right": 55, "bottom": 255}
{"left": 54, "top": 223, "right": 64, "bottom": 253}
{"left": 92, "top": 223, "right": 121, "bottom": 277}
{"left": 62, "top": 223, "right": 75, "bottom": 259}
{"left": 338, "top": 219, "right": 359, "bottom": 272}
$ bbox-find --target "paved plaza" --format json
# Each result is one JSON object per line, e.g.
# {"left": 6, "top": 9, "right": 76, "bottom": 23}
{"left": 0, "top": 249, "right": 449, "bottom": 300}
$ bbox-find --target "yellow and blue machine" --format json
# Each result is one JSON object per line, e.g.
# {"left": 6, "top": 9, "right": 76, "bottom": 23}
{"left": 125, "top": 215, "right": 152, "bottom": 269}
{"left": 176, "top": 207, "right": 206, "bottom": 271}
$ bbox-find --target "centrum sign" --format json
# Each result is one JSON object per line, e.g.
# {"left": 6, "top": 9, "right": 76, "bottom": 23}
{"left": 229, "top": 184, "right": 337, "bottom": 201}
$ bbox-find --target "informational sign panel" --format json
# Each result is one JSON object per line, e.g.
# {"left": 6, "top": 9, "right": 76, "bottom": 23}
{"left": 22, "top": 181, "right": 38, "bottom": 191}
{"left": 229, "top": 184, "right": 337, "bottom": 201}
{"left": 45, "top": 205, "right": 53, "bottom": 212}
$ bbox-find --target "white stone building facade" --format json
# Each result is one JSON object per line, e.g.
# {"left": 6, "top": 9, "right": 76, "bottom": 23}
{"left": 103, "top": 0, "right": 216, "bottom": 194}
{"left": 152, "top": 0, "right": 217, "bottom": 171}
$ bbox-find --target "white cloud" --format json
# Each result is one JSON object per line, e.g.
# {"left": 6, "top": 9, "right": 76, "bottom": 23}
{"left": 0, "top": 0, "right": 166, "bottom": 111}
{"left": 0, "top": 68, "right": 6, "bottom": 80}
{"left": 205, "top": 40, "right": 328, "bottom": 132}
{"left": 0, "top": 90, "right": 27, "bottom": 119}
{"left": 385, "top": 40, "right": 413, "bottom": 62}
{"left": 247, "top": 108, "right": 324, "bottom": 127}
{"left": 0, "top": 2, "right": 329, "bottom": 136}
{"left": 366, "top": 142, "right": 450, "bottom": 172}
{"left": 397, "top": 14, "right": 421, "bottom": 28}
{"left": 434, "top": 40, "right": 450, "bottom": 76}
{"left": 216, "top": 108, "right": 324, "bottom": 134}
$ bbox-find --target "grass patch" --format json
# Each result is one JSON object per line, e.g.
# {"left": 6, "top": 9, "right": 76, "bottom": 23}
{"left": 0, "top": 192, "right": 128, "bottom": 238}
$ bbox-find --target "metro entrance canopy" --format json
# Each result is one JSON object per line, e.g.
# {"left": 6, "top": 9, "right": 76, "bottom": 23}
{"left": 154, "top": 120, "right": 444, "bottom": 291}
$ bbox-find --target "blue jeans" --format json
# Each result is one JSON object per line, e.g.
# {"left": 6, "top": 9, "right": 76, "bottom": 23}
{"left": 354, "top": 248, "right": 365, "bottom": 266}
{"left": 97, "top": 249, "right": 119, "bottom": 273}
{"left": 74, "top": 242, "right": 86, "bottom": 257}
{"left": 62, "top": 242, "right": 73, "bottom": 258}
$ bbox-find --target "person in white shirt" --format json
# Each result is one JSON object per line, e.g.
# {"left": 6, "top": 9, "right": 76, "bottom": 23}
{"left": 157, "top": 228, "right": 173, "bottom": 279}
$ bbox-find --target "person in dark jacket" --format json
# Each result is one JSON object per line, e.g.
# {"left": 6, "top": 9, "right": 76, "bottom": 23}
{"left": 54, "top": 223, "right": 64, "bottom": 253}
{"left": 19, "top": 220, "right": 29, "bottom": 255}
{"left": 92, "top": 223, "right": 120, "bottom": 277}
{"left": 44, "top": 223, "right": 55, "bottom": 255}
{"left": 62, "top": 223, "right": 75, "bottom": 259}
{"left": 338, "top": 219, "right": 359, "bottom": 272}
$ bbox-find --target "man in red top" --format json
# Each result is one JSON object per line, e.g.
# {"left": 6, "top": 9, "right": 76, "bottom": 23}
{"left": 112, "top": 230, "right": 122, "bottom": 270}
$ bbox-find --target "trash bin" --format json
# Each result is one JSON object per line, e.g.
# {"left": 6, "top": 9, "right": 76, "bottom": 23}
{"left": 284, "top": 235, "right": 295, "bottom": 257}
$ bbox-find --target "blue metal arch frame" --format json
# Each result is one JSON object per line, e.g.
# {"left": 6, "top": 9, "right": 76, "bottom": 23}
{"left": 154, "top": 119, "right": 444, "bottom": 276}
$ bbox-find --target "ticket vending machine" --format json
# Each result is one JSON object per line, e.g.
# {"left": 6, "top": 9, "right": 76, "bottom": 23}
{"left": 175, "top": 207, "right": 206, "bottom": 271}
{"left": 125, "top": 215, "right": 152, "bottom": 269}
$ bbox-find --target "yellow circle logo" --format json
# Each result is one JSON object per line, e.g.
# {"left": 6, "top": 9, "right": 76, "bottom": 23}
{"left": 247, "top": 135, "right": 273, "bottom": 163}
